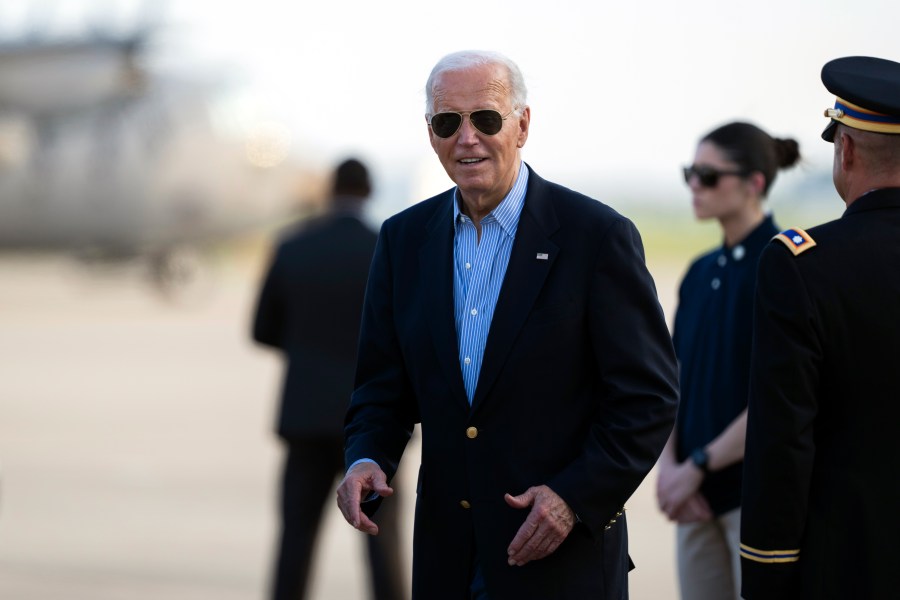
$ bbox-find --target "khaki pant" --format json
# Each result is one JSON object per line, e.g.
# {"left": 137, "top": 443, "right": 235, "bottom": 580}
{"left": 676, "top": 507, "right": 741, "bottom": 600}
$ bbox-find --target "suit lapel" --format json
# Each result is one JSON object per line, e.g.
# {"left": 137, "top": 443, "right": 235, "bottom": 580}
{"left": 471, "top": 171, "right": 559, "bottom": 410}
{"left": 420, "top": 192, "right": 470, "bottom": 409}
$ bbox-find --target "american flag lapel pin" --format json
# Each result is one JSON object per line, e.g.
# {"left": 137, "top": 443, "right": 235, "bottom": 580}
{"left": 536, "top": 252, "right": 549, "bottom": 260}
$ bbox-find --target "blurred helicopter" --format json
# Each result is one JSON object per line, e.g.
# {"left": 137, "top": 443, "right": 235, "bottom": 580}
{"left": 0, "top": 4, "right": 327, "bottom": 301}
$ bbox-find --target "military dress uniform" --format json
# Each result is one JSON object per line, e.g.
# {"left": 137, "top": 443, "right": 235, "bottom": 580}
{"left": 740, "top": 56, "right": 900, "bottom": 600}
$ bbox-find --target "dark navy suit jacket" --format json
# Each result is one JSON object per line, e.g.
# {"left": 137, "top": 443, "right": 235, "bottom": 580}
{"left": 345, "top": 166, "right": 679, "bottom": 599}
{"left": 254, "top": 211, "right": 377, "bottom": 439}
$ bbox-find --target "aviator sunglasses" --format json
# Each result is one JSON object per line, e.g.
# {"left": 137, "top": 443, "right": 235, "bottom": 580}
{"left": 682, "top": 165, "right": 749, "bottom": 188}
{"left": 428, "top": 109, "right": 516, "bottom": 138}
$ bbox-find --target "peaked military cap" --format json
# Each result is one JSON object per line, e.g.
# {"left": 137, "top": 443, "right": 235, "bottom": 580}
{"left": 821, "top": 56, "right": 900, "bottom": 142}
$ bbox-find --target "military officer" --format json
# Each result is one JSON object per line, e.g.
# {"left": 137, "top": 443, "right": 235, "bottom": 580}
{"left": 740, "top": 55, "right": 900, "bottom": 599}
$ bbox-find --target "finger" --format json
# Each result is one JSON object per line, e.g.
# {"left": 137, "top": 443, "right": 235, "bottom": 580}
{"left": 516, "top": 487, "right": 575, "bottom": 559}
{"left": 510, "top": 523, "right": 560, "bottom": 565}
{"left": 336, "top": 481, "right": 362, "bottom": 526}
{"left": 355, "top": 511, "right": 380, "bottom": 535}
{"left": 356, "top": 464, "right": 393, "bottom": 498}
{"left": 371, "top": 478, "right": 394, "bottom": 498}
{"left": 660, "top": 497, "right": 676, "bottom": 519}
{"left": 525, "top": 528, "right": 556, "bottom": 561}
{"left": 689, "top": 497, "right": 713, "bottom": 520}
{"left": 675, "top": 495, "right": 712, "bottom": 523}
{"left": 336, "top": 496, "right": 357, "bottom": 525}
{"left": 657, "top": 483, "right": 674, "bottom": 508}
{"left": 508, "top": 507, "right": 556, "bottom": 564}
{"left": 532, "top": 535, "right": 564, "bottom": 562}
{"left": 504, "top": 490, "right": 534, "bottom": 509}
{"left": 664, "top": 488, "right": 691, "bottom": 519}
{"left": 345, "top": 464, "right": 393, "bottom": 500}
{"left": 337, "top": 471, "right": 377, "bottom": 527}
{"left": 507, "top": 512, "right": 540, "bottom": 560}
{"left": 692, "top": 493, "right": 712, "bottom": 513}
{"left": 336, "top": 481, "right": 382, "bottom": 534}
{"left": 507, "top": 486, "right": 575, "bottom": 565}
{"left": 670, "top": 503, "right": 694, "bottom": 523}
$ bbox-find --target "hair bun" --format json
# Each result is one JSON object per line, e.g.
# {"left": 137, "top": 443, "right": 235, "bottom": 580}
{"left": 774, "top": 138, "right": 801, "bottom": 169}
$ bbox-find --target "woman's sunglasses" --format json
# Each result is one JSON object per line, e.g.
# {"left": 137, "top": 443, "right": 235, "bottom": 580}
{"left": 682, "top": 165, "right": 748, "bottom": 188}
{"left": 428, "top": 109, "right": 515, "bottom": 138}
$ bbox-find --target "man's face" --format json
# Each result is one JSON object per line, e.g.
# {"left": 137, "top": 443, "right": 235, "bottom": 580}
{"left": 427, "top": 64, "right": 529, "bottom": 212}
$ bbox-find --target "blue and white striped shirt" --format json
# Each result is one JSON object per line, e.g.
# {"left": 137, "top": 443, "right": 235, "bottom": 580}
{"left": 347, "top": 162, "right": 529, "bottom": 477}
{"left": 453, "top": 161, "right": 529, "bottom": 403}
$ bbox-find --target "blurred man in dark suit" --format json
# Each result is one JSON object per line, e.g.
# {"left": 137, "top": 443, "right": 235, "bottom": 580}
{"left": 253, "top": 158, "right": 406, "bottom": 600}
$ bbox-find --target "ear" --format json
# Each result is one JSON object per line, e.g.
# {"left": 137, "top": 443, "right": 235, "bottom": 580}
{"left": 840, "top": 130, "right": 855, "bottom": 171}
{"left": 748, "top": 171, "right": 767, "bottom": 196}
{"left": 516, "top": 106, "right": 531, "bottom": 148}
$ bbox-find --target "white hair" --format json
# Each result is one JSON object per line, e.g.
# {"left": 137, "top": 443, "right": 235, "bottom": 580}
{"left": 424, "top": 50, "right": 527, "bottom": 116}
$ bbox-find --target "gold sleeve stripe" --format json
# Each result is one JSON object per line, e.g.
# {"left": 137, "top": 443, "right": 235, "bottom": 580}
{"left": 740, "top": 543, "right": 800, "bottom": 563}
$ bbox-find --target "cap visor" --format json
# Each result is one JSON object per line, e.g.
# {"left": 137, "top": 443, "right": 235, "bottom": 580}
{"left": 822, "top": 119, "right": 838, "bottom": 142}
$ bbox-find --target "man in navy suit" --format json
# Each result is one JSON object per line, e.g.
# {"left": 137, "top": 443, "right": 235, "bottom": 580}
{"left": 336, "top": 51, "right": 678, "bottom": 600}
{"left": 253, "top": 158, "right": 406, "bottom": 600}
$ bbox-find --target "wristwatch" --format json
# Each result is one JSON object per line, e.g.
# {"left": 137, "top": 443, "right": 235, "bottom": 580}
{"left": 690, "top": 448, "right": 710, "bottom": 474}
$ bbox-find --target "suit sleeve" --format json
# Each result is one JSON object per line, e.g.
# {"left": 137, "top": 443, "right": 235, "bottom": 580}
{"left": 252, "top": 245, "right": 286, "bottom": 349}
{"left": 548, "top": 217, "right": 679, "bottom": 537}
{"left": 343, "top": 224, "right": 416, "bottom": 486}
{"left": 740, "top": 243, "right": 821, "bottom": 599}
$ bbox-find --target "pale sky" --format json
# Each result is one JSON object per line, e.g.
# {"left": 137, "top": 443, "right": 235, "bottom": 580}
{"left": 4, "top": 0, "right": 899, "bottom": 219}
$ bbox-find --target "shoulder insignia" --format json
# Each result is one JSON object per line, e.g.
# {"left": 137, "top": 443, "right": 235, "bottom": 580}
{"left": 772, "top": 228, "right": 816, "bottom": 256}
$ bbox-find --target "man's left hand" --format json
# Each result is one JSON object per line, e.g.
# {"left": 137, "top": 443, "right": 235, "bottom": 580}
{"left": 505, "top": 485, "right": 575, "bottom": 566}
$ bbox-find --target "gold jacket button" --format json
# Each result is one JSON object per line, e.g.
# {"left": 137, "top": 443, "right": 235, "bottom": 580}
{"left": 466, "top": 427, "right": 478, "bottom": 439}
{"left": 460, "top": 500, "right": 471, "bottom": 509}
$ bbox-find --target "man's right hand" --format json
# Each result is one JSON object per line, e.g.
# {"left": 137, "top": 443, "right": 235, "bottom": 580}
{"left": 336, "top": 461, "right": 393, "bottom": 535}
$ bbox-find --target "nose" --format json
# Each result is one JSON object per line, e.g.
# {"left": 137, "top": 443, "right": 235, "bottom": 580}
{"left": 456, "top": 115, "right": 479, "bottom": 144}
{"left": 686, "top": 173, "right": 702, "bottom": 191}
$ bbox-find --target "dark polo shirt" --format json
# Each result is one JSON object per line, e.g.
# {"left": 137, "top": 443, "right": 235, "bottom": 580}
{"left": 672, "top": 215, "right": 777, "bottom": 515}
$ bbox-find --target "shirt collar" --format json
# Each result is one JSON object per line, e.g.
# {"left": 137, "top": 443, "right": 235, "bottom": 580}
{"left": 452, "top": 161, "right": 529, "bottom": 237}
{"left": 719, "top": 214, "right": 776, "bottom": 261}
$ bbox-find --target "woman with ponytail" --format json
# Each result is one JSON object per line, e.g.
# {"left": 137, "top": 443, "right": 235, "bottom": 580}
{"left": 656, "top": 121, "right": 801, "bottom": 600}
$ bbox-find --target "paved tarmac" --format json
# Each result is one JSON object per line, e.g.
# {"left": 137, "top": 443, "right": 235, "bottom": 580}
{"left": 0, "top": 245, "right": 680, "bottom": 599}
